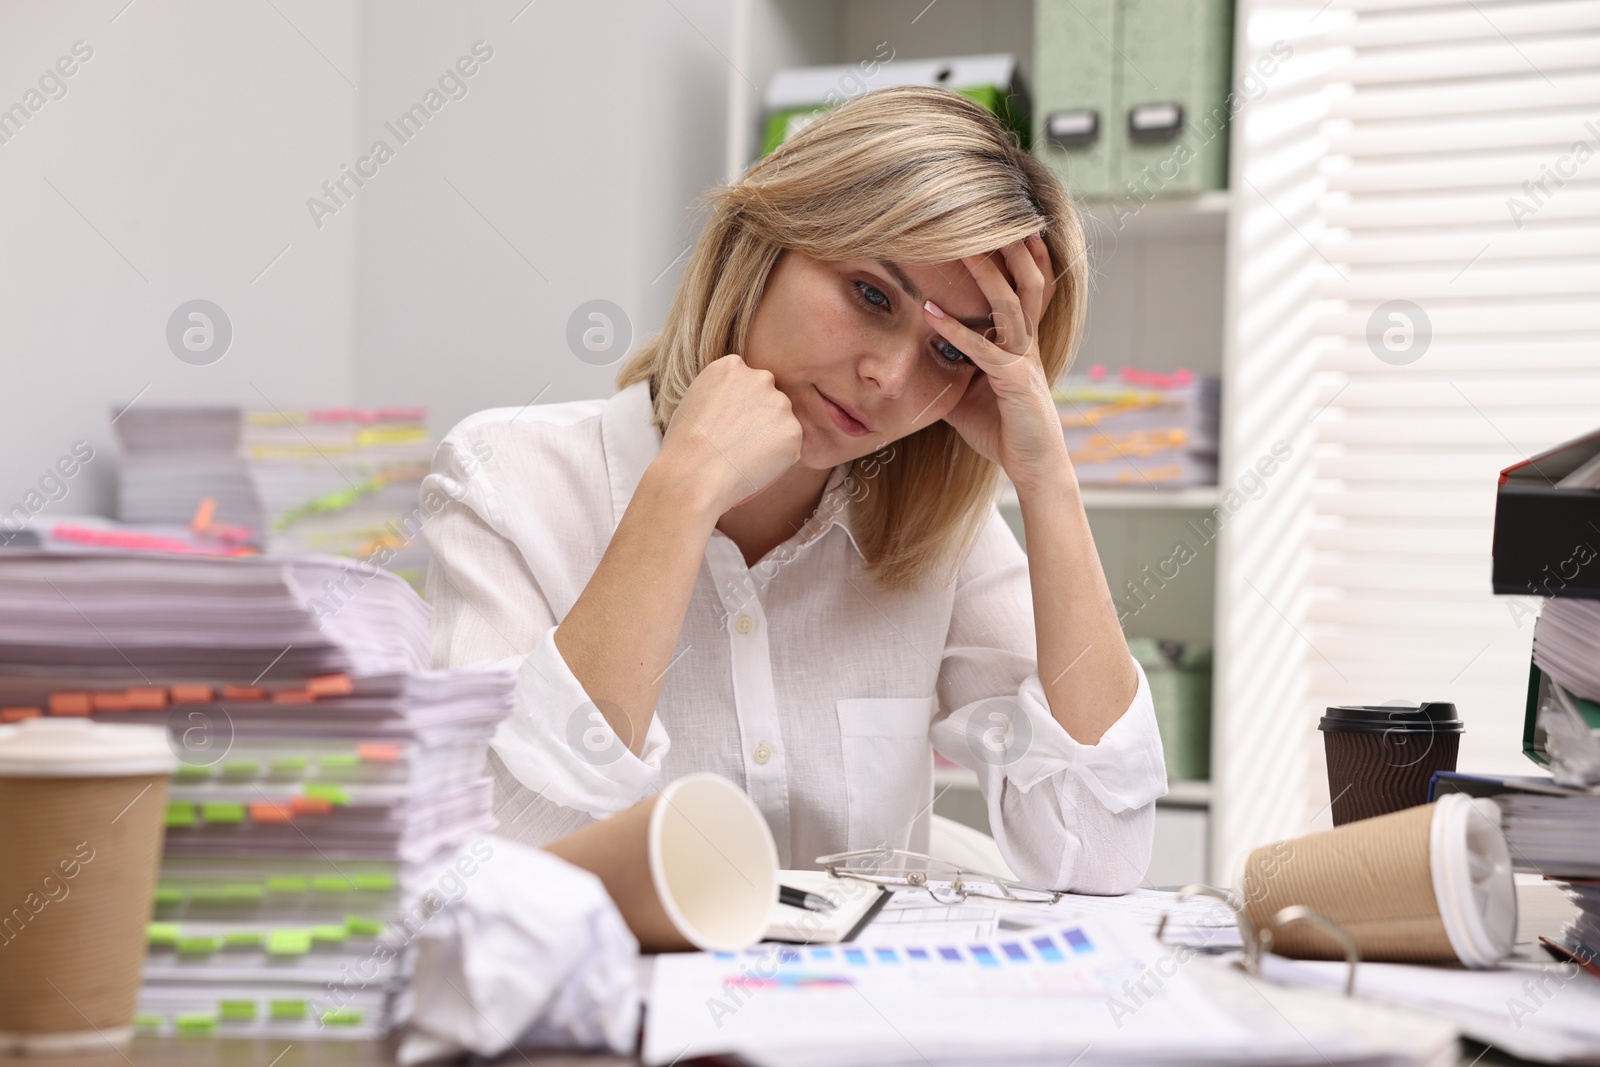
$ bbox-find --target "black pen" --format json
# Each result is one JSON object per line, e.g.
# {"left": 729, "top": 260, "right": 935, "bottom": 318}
{"left": 779, "top": 884, "right": 836, "bottom": 912}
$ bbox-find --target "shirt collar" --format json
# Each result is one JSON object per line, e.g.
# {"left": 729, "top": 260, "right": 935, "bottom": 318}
{"left": 601, "top": 378, "right": 864, "bottom": 561}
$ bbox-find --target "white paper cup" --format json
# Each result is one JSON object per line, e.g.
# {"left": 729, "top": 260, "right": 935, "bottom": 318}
{"left": 546, "top": 772, "right": 778, "bottom": 952}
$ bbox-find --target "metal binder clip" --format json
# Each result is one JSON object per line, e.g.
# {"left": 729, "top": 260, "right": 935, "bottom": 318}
{"left": 1264, "top": 905, "right": 1361, "bottom": 996}
{"left": 1155, "top": 884, "right": 1265, "bottom": 975}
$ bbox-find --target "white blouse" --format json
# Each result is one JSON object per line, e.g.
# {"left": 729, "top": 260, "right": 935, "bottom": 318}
{"left": 421, "top": 378, "right": 1168, "bottom": 892}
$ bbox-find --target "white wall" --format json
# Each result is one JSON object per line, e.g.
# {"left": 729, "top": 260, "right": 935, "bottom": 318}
{"left": 0, "top": 0, "right": 731, "bottom": 522}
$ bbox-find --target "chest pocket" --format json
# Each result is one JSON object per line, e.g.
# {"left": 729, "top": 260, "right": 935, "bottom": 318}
{"left": 836, "top": 696, "right": 937, "bottom": 854}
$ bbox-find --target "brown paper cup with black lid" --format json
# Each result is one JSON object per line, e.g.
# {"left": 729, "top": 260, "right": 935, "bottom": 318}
{"left": 0, "top": 718, "right": 175, "bottom": 1054}
{"left": 1236, "top": 793, "right": 1516, "bottom": 967}
{"left": 1319, "top": 702, "right": 1462, "bottom": 826}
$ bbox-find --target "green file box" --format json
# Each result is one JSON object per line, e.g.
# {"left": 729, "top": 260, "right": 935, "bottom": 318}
{"left": 1034, "top": 0, "right": 1235, "bottom": 200}
{"left": 1129, "top": 637, "right": 1212, "bottom": 782}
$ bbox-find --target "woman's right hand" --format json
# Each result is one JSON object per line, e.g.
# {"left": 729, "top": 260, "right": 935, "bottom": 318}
{"left": 655, "top": 353, "right": 804, "bottom": 517}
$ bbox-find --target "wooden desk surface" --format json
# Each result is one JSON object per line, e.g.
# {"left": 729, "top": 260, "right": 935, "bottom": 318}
{"left": 8, "top": 884, "right": 1583, "bottom": 1067}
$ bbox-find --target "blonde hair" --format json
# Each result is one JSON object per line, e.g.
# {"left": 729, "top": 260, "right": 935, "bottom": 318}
{"left": 616, "top": 85, "right": 1088, "bottom": 592}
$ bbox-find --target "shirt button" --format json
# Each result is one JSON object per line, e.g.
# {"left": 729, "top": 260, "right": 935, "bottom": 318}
{"left": 753, "top": 743, "right": 772, "bottom": 764}
{"left": 735, "top": 615, "right": 754, "bottom": 634}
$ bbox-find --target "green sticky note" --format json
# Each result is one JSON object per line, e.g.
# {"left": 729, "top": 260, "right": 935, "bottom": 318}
{"left": 134, "top": 1014, "right": 163, "bottom": 1030}
{"left": 154, "top": 885, "right": 183, "bottom": 906}
{"left": 165, "top": 801, "right": 197, "bottom": 828}
{"left": 352, "top": 873, "right": 395, "bottom": 891}
{"left": 219, "top": 1000, "right": 256, "bottom": 1022}
{"left": 303, "top": 783, "right": 350, "bottom": 805}
{"left": 345, "top": 916, "right": 382, "bottom": 936}
{"left": 321, "top": 1009, "right": 363, "bottom": 1026}
{"left": 266, "top": 875, "right": 308, "bottom": 892}
{"left": 224, "top": 931, "right": 263, "bottom": 948}
{"left": 174, "top": 763, "right": 211, "bottom": 781}
{"left": 175, "top": 1013, "right": 216, "bottom": 1035}
{"left": 265, "top": 929, "right": 311, "bottom": 956}
{"left": 188, "top": 886, "right": 232, "bottom": 905}
{"left": 311, "top": 875, "right": 352, "bottom": 892}
{"left": 270, "top": 756, "right": 309, "bottom": 773}
{"left": 317, "top": 753, "right": 359, "bottom": 770}
{"left": 200, "top": 801, "right": 246, "bottom": 824}
{"left": 147, "top": 922, "right": 181, "bottom": 947}
{"left": 177, "top": 936, "right": 219, "bottom": 955}
{"left": 223, "top": 883, "right": 265, "bottom": 903}
{"left": 310, "top": 924, "right": 348, "bottom": 944}
{"left": 220, "top": 760, "right": 259, "bottom": 776}
{"left": 269, "top": 1000, "right": 307, "bottom": 1021}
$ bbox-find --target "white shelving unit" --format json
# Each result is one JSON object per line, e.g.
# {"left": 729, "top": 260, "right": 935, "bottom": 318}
{"left": 729, "top": 0, "right": 1251, "bottom": 885}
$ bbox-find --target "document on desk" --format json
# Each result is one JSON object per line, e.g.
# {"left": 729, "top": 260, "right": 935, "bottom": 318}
{"left": 851, "top": 884, "right": 1242, "bottom": 951}
{"left": 1260, "top": 954, "right": 1600, "bottom": 1064}
{"left": 644, "top": 913, "right": 1447, "bottom": 1067}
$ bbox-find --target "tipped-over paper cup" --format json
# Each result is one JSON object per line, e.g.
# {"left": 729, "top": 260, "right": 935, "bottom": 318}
{"left": 0, "top": 719, "right": 175, "bottom": 1054}
{"left": 545, "top": 772, "right": 778, "bottom": 952}
{"left": 1236, "top": 793, "right": 1516, "bottom": 967}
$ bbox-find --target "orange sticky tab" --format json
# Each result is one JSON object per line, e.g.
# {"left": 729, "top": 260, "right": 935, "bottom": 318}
{"left": 248, "top": 802, "right": 294, "bottom": 823}
{"left": 1, "top": 707, "right": 42, "bottom": 723}
{"left": 92, "top": 692, "right": 132, "bottom": 712}
{"left": 49, "top": 693, "right": 93, "bottom": 716}
{"left": 306, "top": 674, "right": 353, "bottom": 697}
{"left": 272, "top": 689, "right": 315, "bottom": 705}
{"left": 355, "top": 743, "right": 401, "bottom": 763}
{"left": 170, "top": 685, "right": 215, "bottom": 704}
{"left": 191, "top": 496, "right": 216, "bottom": 532}
{"left": 125, "top": 687, "right": 168, "bottom": 710}
{"left": 220, "top": 686, "right": 266, "bottom": 702}
{"left": 289, "top": 796, "right": 333, "bottom": 816}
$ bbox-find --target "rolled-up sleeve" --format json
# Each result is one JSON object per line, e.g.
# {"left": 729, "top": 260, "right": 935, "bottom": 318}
{"left": 928, "top": 506, "right": 1167, "bottom": 894}
{"left": 421, "top": 420, "right": 671, "bottom": 844}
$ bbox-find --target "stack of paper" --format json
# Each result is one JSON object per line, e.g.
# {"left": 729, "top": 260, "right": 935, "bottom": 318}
{"left": 114, "top": 405, "right": 434, "bottom": 592}
{"left": 0, "top": 550, "right": 514, "bottom": 1039}
{"left": 1050, "top": 367, "right": 1220, "bottom": 488}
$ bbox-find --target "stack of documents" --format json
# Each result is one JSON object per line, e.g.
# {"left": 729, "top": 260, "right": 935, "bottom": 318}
{"left": 115, "top": 404, "right": 434, "bottom": 592}
{"left": 1050, "top": 367, "right": 1220, "bottom": 489}
{"left": 0, "top": 550, "right": 515, "bottom": 1039}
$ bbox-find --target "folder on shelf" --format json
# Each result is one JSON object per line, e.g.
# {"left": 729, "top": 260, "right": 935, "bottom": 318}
{"left": 1491, "top": 427, "right": 1600, "bottom": 599}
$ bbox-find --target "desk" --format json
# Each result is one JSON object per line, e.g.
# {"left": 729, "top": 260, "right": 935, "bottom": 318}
{"left": 11, "top": 883, "right": 1582, "bottom": 1067}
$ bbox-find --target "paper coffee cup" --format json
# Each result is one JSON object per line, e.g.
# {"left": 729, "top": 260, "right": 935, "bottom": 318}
{"left": 0, "top": 718, "right": 175, "bottom": 1054}
{"left": 1319, "top": 702, "right": 1462, "bottom": 825}
{"left": 544, "top": 773, "right": 778, "bottom": 952}
{"left": 1236, "top": 793, "right": 1516, "bottom": 967}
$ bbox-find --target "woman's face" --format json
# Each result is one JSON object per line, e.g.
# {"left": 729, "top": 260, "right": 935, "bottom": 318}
{"left": 742, "top": 249, "right": 1001, "bottom": 469}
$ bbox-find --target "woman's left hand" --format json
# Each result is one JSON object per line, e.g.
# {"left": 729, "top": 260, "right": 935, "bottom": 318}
{"left": 924, "top": 234, "right": 1071, "bottom": 494}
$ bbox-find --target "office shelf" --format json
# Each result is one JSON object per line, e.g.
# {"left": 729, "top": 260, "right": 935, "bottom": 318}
{"left": 998, "top": 486, "right": 1222, "bottom": 511}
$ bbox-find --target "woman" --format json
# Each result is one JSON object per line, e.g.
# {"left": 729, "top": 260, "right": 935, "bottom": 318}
{"left": 422, "top": 85, "right": 1166, "bottom": 893}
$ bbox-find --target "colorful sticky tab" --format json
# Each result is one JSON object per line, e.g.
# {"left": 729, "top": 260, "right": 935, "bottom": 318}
{"left": 154, "top": 885, "right": 183, "bottom": 906}
{"left": 317, "top": 753, "right": 360, "bottom": 771}
{"left": 219, "top": 685, "right": 266, "bottom": 701}
{"left": 345, "top": 916, "right": 383, "bottom": 936}
{"left": 266, "top": 929, "right": 312, "bottom": 956}
{"left": 320, "top": 1008, "right": 363, "bottom": 1026}
{"left": 352, "top": 874, "right": 395, "bottom": 891}
{"left": 224, "top": 932, "right": 263, "bottom": 948}
{"left": 0, "top": 707, "right": 41, "bottom": 722}
{"left": 220, "top": 761, "right": 260, "bottom": 777}
{"left": 134, "top": 1014, "right": 163, "bottom": 1030}
{"left": 270, "top": 756, "right": 310, "bottom": 774}
{"left": 303, "top": 783, "right": 350, "bottom": 805}
{"left": 219, "top": 1001, "right": 256, "bottom": 1022}
{"left": 169, "top": 685, "right": 214, "bottom": 704}
{"left": 92, "top": 692, "right": 132, "bottom": 712}
{"left": 249, "top": 801, "right": 294, "bottom": 823}
{"left": 356, "top": 742, "right": 401, "bottom": 762}
{"left": 307, "top": 674, "right": 353, "bottom": 697}
{"left": 272, "top": 689, "right": 315, "bottom": 704}
{"left": 174, "top": 764, "right": 212, "bottom": 781}
{"left": 310, "top": 924, "right": 348, "bottom": 944}
{"left": 269, "top": 1000, "right": 308, "bottom": 1021}
{"left": 200, "top": 802, "right": 246, "bottom": 824}
{"left": 311, "top": 876, "right": 352, "bottom": 892}
{"left": 147, "top": 922, "right": 181, "bottom": 947}
{"left": 165, "top": 802, "right": 198, "bottom": 828}
{"left": 267, "top": 875, "right": 308, "bottom": 892}
{"left": 126, "top": 687, "right": 168, "bottom": 710}
{"left": 177, "top": 936, "right": 219, "bottom": 956}
{"left": 289, "top": 796, "right": 333, "bottom": 816}
{"left": 48, "top": 692, "right": 92, "bottom": 716}
{"left": 175, "top": 1013, "right": 217, "bottom": 1035}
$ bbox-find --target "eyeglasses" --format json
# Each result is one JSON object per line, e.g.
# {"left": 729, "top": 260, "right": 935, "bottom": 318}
{"left": 815, "top": 847, "right": 1065, "bottom": 905}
